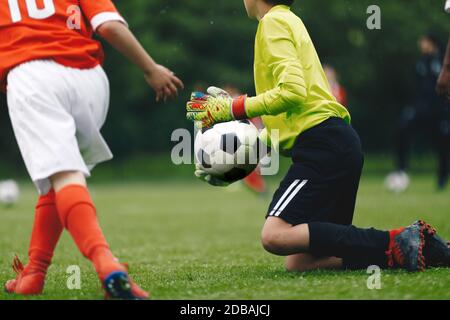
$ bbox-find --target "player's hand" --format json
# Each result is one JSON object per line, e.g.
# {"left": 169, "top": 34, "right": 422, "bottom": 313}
{"left": 436, "top": 69, "right": 450, "bottom": 101}
{"left": 145, "top": 64, "right": 184, "bottom": 102}
{"left": 194, "top": 165, "right": 230, "bottom": 187}
{"left": 186, "top": 86, "right": 247, "bottom": 128}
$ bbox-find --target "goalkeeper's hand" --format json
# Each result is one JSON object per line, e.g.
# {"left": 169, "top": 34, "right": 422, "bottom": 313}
{"left": 186, "top": 87, "right": 248, "bottom": 128}
{"left": 194, "top": 165, "right": 230, "bottom": 187}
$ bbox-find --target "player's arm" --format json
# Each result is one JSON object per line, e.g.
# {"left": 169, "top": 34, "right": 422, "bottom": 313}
{"left": 186, "top": 16, "right": 306, "bottom": 128}
{"left": 436, "top": 37, "right": 450, "bottom": 100}
{"left": 245, "top": 17, "right": 307, "bottom": 117}
{"left": 97, "top": 22, "right": 183, "bottom": 102}
{"left": 80, "top": 0, "right": 183, "bottom": 102}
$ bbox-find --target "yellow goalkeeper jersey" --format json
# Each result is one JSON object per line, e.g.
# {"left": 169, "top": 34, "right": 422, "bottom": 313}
{"left": 246, "top": 5, "right": 351, "bottom": 154}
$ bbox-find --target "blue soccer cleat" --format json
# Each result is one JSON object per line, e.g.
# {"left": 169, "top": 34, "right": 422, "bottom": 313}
{"left": 103, "top": 270, "right": 149, "bottom": 300}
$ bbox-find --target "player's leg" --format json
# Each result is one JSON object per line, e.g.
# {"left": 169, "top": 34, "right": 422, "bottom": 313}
{"left": 262, "top": 216, "right": 388, "bottom": 260}
{"left": 262, "top": 219, "right": 342, "bottom": 272}
{"left": 68, "top": 65, "right": 148, "bottom": 299}
{"left": 243, "top": 168, "right": 267, "bottom": 194}
{"left": 261, "top": 217, "right": 310, "bottom": 255}
{"left": 5, "top": 61, "right": 148, "bottom": 298}
{"left": 5, "top": 189, "right": 63, "bottom": 295}
{"left": 243, "top": 117, "right": 267, "bottom": 194}
{"left": 285, "top": 254, "right": 342, "bottom": 272}
{"left": 51, "top": 171, "right": 86, "bottom": 190}
{"left": 262, "top": 118, "right": 365, "bottom": 270}
{"left": 285, "top": 146, "right": 365, "bottom": 272}
{"left": 261, "top": 118, "right": 445, "bottom": 271}
{"left": 262, "top": 216, "right": 435, "bottom": 271}
{"left": 27, "top": 190, "right": 62, "bottom": 272}
{"left": 51, "top": 171, "right": 113, "bottom": 277}
{"left": 51, "top": 171, "right": 118, "bottom": 278}
{"left": 436, "top": 114, "right": 449, "bottom": 190}
{"left": 263, "top": 183, "right": 449, "bottom": 271}
{"left": 51, "top": 171, "right": 149, "bottom": 300}
{"left": 4, "top": 61, "right": 77, "bottom": 295}
{"left": 396, "top": 106, "right": 418, "bottom": 172}
{"left": 310, "top": 219, "right": 450, "bottom": 269}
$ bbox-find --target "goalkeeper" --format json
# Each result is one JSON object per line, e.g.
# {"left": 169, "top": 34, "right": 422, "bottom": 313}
{"left": 187, "top": 0, "right": 450, "bottom": 271}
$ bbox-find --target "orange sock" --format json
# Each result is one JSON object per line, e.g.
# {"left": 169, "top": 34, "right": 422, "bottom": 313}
{"left": 26, "top": 190, "right": 63, "bottom": 274}
{"left": 55, "top": 185, "right": 122, "bottom": 278}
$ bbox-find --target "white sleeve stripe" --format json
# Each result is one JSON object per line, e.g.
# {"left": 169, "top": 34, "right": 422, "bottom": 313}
{"left": 90, "top": 12, "right": 128, "bottom": 31}
{"left": 446, "top": 0, "right": 450, "bottom": 13}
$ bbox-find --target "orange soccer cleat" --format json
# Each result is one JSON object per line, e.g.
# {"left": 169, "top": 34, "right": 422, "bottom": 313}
{"left": 4, "top": 255, "right": 45, "bottom": 295}
{"left": 55, "top": 185, "right": 149, "bottom": 300}
{"left": 5, "top": 190, "right": 62, "bottom": 296}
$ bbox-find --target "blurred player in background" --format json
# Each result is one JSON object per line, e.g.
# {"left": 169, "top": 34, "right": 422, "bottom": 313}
{"left": 1, "top": 0, "right": 183, "bottom": 299}
{"left": 324, "top": 65, "right": 348, "bottom": 107}
{"left": 223, "top": 85, "right": 267, "bottom": 195}
{"left": 392, "top": 33, "right": 449, "bottom": 190}
{"left": 436, "top": 0, "right": 450, "bottom": 100}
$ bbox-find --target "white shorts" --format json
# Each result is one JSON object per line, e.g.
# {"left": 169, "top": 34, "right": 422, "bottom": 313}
{"left": 7, "top": 60, "right": 113, "bottom": 195}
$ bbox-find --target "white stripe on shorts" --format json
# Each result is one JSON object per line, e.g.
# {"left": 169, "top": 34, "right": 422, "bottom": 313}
{"left": 274, "top": 180, "right": 308, "bottom": 217}
{"left": 270, "top": 180, "right": 309, "bottom": 217}
{"left": 269, "top": 179, "right": 300, "bottom": 216}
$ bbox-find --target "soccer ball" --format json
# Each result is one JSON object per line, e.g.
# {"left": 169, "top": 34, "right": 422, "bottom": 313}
{"left": 0, "top": 180, "right": 20, "bottom": 207}
{"left": 194, "top": 120, "right": 261, "bottom": 183}
{"left": 384, "top": 171, "right": 410, "bottom": 193}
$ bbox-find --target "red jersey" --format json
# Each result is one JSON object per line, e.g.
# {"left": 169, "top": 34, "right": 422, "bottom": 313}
{"left": 331, "top": 84, "right": 348, "bottom": 107}
{"left": 0, "top": 0, "right": 126, "bottom": 92}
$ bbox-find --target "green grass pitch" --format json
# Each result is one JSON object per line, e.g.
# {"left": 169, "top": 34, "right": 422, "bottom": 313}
{"left": 0, "top": 174, "right": 449, "bottom": 300}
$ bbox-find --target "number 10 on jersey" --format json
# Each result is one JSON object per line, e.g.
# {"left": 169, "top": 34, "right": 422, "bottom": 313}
{"left": 8, "top": 0, "right": 56, "bottom": 23}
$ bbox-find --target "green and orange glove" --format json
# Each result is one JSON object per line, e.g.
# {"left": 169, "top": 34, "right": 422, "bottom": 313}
{"left": 186, "top": 87, "right": 248, "bottom": 128}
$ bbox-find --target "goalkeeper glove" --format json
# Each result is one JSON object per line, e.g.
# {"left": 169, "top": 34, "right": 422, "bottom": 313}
{"left": 186, "top": 86, "right": 248, "bottom": 128}
{"left": 194, "top": 164, "right": 230, "bottom": 187}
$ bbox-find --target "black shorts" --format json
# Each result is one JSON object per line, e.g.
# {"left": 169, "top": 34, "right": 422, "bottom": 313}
{"left": 266, "top": 118, "right": 364, "bottom": 226}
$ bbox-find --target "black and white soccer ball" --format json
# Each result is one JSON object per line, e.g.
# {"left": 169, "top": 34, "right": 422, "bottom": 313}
{"left": 0, "top": 180, "right": 20, "bottom": 207}
{"left": 194, "top": 120, "right": 261, "bottom": 183}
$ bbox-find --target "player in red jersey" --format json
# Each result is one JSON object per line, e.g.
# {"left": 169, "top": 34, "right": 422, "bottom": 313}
{"left": 1, "top": 0, "right": 183, "bottom": 299}
{"left": 436, "top": 0, "right": 450, "bottom": 100}
{"left": 324, "top": 65, "right": 348, "bottom": 107}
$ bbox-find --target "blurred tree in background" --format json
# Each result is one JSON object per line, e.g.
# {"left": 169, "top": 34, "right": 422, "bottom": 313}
{"left": 1, "top": 0, "right": 449, "bottom": 167}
